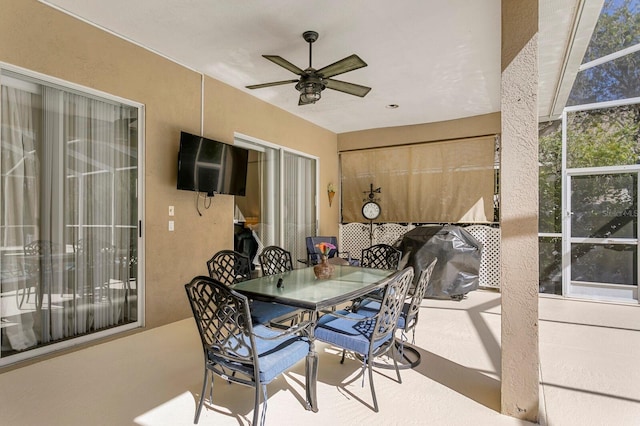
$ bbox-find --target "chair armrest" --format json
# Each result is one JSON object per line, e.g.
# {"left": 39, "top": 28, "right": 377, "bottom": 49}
{"left": 252, "top": 318, "right": 313, "bottom": 340}
{"left": 307, "top": 252, "right": 321, "bottom": 265}
{"left": 318, "top": 309, "right": 378, "bottom": 322}
{"left": 337, "top": 250, "right": 351, "bottom": 261}
{"left": 349, "top": 290, "right": 383, "bottom": 312}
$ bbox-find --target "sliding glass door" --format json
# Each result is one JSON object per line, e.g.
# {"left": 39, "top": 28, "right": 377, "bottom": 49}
{"left": 235, "top": 135, "right": 317, "bottom": 265}
{"left": 0, "top": 68, "right": 142, "bottom": 365}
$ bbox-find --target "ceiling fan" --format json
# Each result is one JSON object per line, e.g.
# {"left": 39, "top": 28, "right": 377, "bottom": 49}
{"left": 246, "top": 30, "right": 371, "bottom": 105}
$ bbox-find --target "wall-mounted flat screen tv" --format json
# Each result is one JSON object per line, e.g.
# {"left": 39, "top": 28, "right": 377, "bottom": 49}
{"left": 177, "top": 131, "right": 249, "bottom": 196}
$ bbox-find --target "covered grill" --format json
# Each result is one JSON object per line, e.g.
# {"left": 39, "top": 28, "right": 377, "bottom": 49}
{"left": 396, "top": 225, "right": 482, "bottom": 300}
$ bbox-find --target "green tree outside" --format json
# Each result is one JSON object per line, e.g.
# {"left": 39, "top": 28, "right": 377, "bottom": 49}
{"left": 538, "top": 0, "right": 640, "bottom": 293}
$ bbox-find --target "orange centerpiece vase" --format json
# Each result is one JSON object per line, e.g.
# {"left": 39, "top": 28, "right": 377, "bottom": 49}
{"left": 313, "top": 242, "right": 335, "bottom": 279}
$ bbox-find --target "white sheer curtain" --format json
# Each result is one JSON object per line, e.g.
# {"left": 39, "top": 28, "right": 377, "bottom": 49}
{"left": 259, "top": 146, "right": 280, "bottom": 247}
{"left": 283, "top": 152, "right": 316, "bottom": 263}
{"left": 1, "top": 84, "right": 40, "bottom": 350}
{"left": 62, "top": 92, "right": 136, "bottom": 337}
{"left": 234, "top": 137, "right": 317, "bottom": 265}
{"left": 1, "top": 74, "right": 138, "bottom": 359}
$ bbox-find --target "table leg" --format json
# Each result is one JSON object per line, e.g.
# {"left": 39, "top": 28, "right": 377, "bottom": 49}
{"left": 305, "top": 312, "right": 319, "bottom": 412}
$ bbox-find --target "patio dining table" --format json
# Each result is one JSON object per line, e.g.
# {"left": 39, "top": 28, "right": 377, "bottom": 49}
{"left": 232, "top": 264, "right": 395, "bottom": 412}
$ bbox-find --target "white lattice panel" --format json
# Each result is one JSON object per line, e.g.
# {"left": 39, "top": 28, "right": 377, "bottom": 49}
{"left": 374, "top": 223, "right": 415, "bottom": 245}
{"left": 340, "top": 223, "right": 371, "bottom": 263}
{"left": 340, "top": 222, "right": 501, "bottom": 289}
{"left": 465, "top": 225, "right": 501, "bottom": 289}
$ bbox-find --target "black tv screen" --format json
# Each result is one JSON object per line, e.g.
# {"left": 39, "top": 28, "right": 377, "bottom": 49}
{"left": 177, "top": 131, "right": 249, "bottom": 196}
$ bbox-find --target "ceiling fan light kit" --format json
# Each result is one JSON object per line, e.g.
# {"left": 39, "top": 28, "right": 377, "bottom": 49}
{"left": 246, "top": 30, "right": 371, "bottom": 105}
{"left": 296, "top": 76, "right": 323, "bottom": 104}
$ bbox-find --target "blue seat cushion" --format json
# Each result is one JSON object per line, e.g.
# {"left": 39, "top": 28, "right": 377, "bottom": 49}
{"left": 250, "top": 300, "right": 299, "bottom": 325}
{"left": 209, "top": 324, "right": 308, "bottom": 384}
{"left": 315, "top": 309, "right": 392, "bottom": 355}
{"left": 357, "top": 299, "right": 410, "bottom": 330}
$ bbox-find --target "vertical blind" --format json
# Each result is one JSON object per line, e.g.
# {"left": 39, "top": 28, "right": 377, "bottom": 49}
{"left": 340, "top": 136, "right": 496, "bottom": 223}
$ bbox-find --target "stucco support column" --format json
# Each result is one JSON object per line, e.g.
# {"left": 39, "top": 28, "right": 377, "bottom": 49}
{"left": 500, "top": 0, "right": 539, "bottom": 422}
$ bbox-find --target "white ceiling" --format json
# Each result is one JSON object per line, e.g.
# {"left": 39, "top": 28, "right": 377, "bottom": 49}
{"left": 40, "top": 0, "right": 597, "bottom": 134}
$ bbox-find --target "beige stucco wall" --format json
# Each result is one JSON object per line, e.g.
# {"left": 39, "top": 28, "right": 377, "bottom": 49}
{"left": 500, "top": 0, "right": 540, "bottom": 421}
{"left": 0, "top": 0, "right": 339, "bottom": 355}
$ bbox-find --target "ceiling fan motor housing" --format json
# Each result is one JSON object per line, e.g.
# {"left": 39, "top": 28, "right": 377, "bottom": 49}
{"left": 302, "top": 30, "right": 319, "bottom": 44}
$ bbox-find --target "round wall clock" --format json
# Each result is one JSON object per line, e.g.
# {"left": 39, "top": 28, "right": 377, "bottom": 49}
{"left": 362, "top": 201, "right": 381, "bottom": 220}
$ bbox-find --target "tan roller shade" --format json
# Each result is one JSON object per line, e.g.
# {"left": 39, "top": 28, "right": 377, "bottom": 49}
{"left": 341, "top": 136, "right": 495, "bottom": 223}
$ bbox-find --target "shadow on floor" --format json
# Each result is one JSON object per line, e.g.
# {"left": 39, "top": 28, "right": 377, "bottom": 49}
{"left": 413, "top": 348, "right": 502, "bottom": 412}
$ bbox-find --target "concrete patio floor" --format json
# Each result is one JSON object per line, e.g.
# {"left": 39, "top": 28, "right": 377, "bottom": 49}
{"left": 1, "top": 289, "right": 639, "bottom": 425}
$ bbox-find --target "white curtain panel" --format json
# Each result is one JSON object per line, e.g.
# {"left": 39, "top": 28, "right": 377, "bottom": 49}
{"left": 259, "top": 146, "right": 279, "bottom": 248}
{"left": 1, "top": 77, "right": 137, "bottom": 354}
{"left": 1, "top": 85, "right": 40, "bottom": 350}
{"left": 283, "top": 152, "right": 316, "bottom": 263}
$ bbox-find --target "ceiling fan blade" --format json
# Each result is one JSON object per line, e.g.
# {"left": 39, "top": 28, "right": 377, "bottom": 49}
{"left": 246, "top": 79, "right": 299, "bottom": 90}
{"left": 324, "top": 79, "right": 371, "bottom": 97}
{"left": 263, "top": 55, "right": 305, "bottom": 76}
{"left": 316, "top": 54, "right": 367, "bottom": 78}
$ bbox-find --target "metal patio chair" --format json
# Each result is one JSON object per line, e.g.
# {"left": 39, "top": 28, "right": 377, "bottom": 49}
{"left": 360, "top": 243, "right": 401, "bottom": 270}
{"left": 185, "top": 276, "right": 311, "bottom": 425}
{"left": 206, "top": 249, "right": 298, "bottom": 325}
{"left": 258, "top": 246, "right": 294, "bottom": 276}
{"left": 305, "top": 236, "right": 357, "bottom": 266}
{"left": 314, "top": 266, "right": 414, "bottom": 412}
{"left": 356, "top": 258, "right": 438, "bottom": 368}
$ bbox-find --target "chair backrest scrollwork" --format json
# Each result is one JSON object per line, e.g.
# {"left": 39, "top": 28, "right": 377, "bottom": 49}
{"left": 361, "top": 244, "right": 401, "bottom": 270}
{"left": 404, "top": 258, "right": 437, "bottom": 332}
{"left": 372, "top": 267, "right": 414, "bottom": 342}
{"left": 185, "top": 276, "right": 257, "bottom": 370}
{"left": 259, "top": 246, "right": 294, "bottom": 276}
{"left": 207, "top": 250, "right": 252, "bottom": 286}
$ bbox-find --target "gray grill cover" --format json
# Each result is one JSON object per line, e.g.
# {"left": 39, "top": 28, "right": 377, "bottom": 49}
{"left": 396, "top": 225, "right": 482, "bottom": 299}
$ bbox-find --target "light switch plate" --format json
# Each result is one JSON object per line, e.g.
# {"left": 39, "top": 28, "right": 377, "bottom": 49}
{"left": 169, "top": 206, "right": 174, "bottom": 216}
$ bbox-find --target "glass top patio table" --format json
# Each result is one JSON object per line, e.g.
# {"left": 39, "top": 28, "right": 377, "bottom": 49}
{"left": 232, "top": 264, "right": 396, "bottom": 413}
{"left": 232, "top": 264, "right": 394, "bottom": 311}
